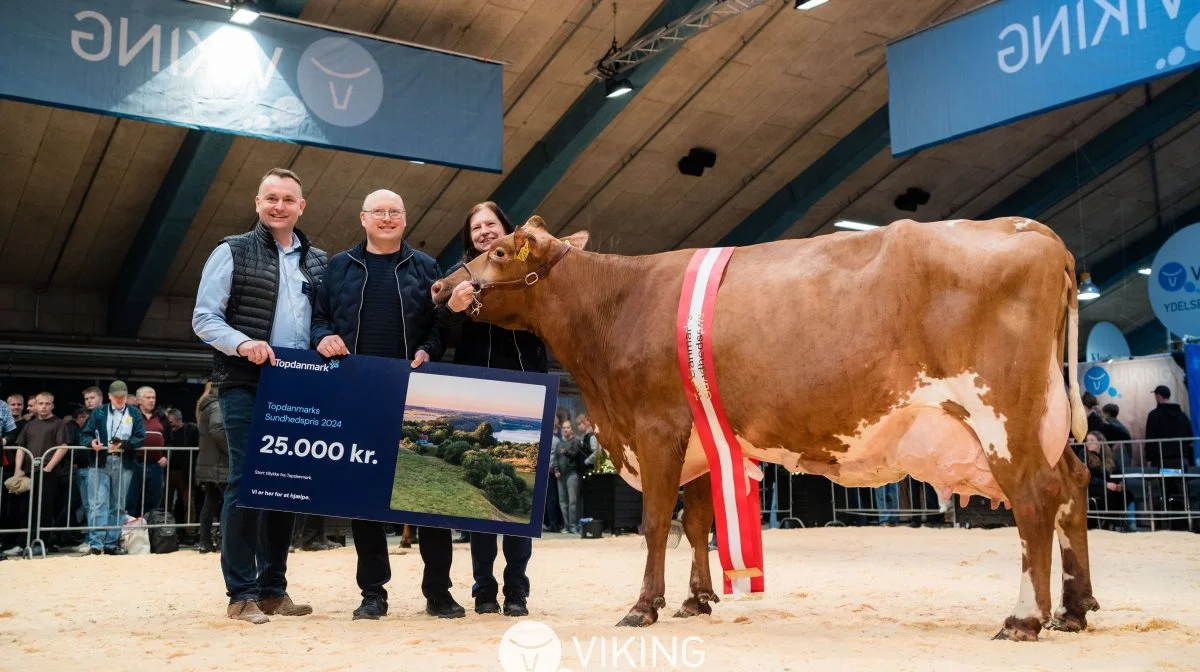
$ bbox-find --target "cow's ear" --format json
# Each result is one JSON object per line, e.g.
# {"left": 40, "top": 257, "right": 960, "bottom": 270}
{"left": 512, "top": 226, "right": 531, "bottom": 253}
{"left": 563, "top": 230, "right": 589, "bottom": 251}
{"left": 524, "top": 215, "right": 546, "bottom": 230}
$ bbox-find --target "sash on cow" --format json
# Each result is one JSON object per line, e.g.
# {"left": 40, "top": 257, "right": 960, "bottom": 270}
{"left": 675, "top": 247, "right": 765, "bottom": 595}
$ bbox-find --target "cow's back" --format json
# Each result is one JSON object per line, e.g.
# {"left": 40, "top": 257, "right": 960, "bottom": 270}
{"left": 706, "top": 217, "right": 1069, "bottom": 464}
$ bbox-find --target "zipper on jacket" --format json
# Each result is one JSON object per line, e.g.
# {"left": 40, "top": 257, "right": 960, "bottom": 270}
{"left": 394, "top": 251, "right": 413, "bottom": 360}
{"left": 350, "top": 255, "right": 367, "bottom": 354}
{"left": 512, "top": 331, "right": 525, "bottom": 372}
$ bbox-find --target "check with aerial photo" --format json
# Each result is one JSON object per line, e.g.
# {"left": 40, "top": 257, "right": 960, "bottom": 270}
{"left": 239, "top": 347, "right": 558, "bottom": 538}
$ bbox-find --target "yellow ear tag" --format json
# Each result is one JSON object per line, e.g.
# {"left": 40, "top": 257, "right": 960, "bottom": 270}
{"left": 516, "top": 241, "right": 530, "bottom": 261}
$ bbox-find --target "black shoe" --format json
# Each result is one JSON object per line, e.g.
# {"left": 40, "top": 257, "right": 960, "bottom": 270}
{"left": 474, "top": 597, "right": 501, "bottom": 615}
{"left": 198, "top": 538, "right": 214, "bottom": 554}
{"left": 425, "top": 593, "right": 466, "bottom": 619}
{"left": 353, "top": 595, "right": 388, "bottom": 620}
{"left": 103, "top": 547, "right": 126, "bottom": 556}
{"left": 503, "top": 598, "right": 528, "bottom": 617}
{"left": 89, "top": 547, "right": 102, "bottom": 556}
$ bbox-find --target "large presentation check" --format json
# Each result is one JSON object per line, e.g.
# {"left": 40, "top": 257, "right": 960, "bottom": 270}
{"left": 239, "top": 348, "right": 559, "bottom": 538}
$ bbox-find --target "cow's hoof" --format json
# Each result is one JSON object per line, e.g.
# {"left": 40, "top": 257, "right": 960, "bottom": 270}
{"left": 1046, "top": 616, "right": 1085, "bottom": 633}
{"left": 993, "top": 616, "right": 1041, "bottom": 642}
{"left": 992, "top": 627, "right": 1039, "bottom": 642}
{"left": 617, "top": 611, "right": 656, "bottom": 627}
{"left": 672, "top": 597, "right": 712, "bottom": 618}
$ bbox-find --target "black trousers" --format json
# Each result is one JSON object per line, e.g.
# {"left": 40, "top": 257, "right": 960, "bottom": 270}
{"left": 352, "top": 522, "right": 452, "bottom": 601}
{"left": 417, "top": 526, "right": 453, "bottom": 599}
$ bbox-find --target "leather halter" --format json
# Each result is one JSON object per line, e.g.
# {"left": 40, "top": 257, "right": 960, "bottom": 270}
{"left": 463, "top": 242, "right": 572, "bottom": 314}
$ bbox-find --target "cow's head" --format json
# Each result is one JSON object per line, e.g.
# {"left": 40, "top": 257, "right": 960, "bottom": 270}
{"left": 431, "top": 216, "right": 589, "bottom": 331}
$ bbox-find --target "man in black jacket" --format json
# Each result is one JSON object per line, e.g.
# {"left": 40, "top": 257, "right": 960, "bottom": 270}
{"left": 1145, "top": 385, "right": 1195, "bottom": 469}
{"left": 310, "top": 188, "right": 460, "bottom": 621}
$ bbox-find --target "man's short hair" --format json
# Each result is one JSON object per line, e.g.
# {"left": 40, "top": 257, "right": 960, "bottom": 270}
{"left": 136, "top": 386, "right": 156, "bottom": 398}
{"left": 6, "top": 393, "right": 22, "bottom": 402}
{"left": 1102, "top": 403, "right": 1119, "bottom": 418}
{"left": 261, "top": 167, "right": 302, "bottom": 189}
{"left": 1081, "top": 392, "right": 1098, "bottom": 409}
{"left": 36, "top": 391, "right": 53, "bottom": 401}
{"left": 167, "top": 408, "right": 183, "bottom": 422}
{"left": 83, "top": 386, "right": 102, "bottom": 398}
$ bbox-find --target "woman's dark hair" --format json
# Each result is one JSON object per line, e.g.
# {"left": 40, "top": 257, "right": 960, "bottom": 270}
{"left": 460, "top": 201, "right": 515, "bottom": 263}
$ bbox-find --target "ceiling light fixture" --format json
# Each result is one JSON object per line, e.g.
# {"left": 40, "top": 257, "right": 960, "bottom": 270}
{"left": 1138, "top": 266, "right": 1152, "bottom": 275}
{"left": 1078, "top": 272, "right": 1101, "bottom": 300}
{"left": 229, "top": 0, "right": 260, "bottom": 25}
{"left": 833, "top": 220, "right": 878, "bottom": 231}
{"left": 605, "top": 77, "right": 634, "bottom": 98}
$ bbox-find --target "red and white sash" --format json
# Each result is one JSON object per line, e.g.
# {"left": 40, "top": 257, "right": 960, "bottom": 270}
{"left": 675, "top": 247, "right": 764, "bottom": 595}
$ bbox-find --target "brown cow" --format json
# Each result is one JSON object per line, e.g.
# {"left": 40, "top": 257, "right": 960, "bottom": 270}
{"left": 431, "top": 216, "right": 1096, "bottom": 641}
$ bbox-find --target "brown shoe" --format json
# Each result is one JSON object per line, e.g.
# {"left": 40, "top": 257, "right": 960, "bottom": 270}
{"left": 258, "top": 594, "right": 313, "bottom": 616}
{"left": 227, "top": 600, "right": 269, "bottom": 624}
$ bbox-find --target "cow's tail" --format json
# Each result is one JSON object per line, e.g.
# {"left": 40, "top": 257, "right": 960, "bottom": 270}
{"left": 1065, "top": 266, "right": 1088, "bottom": 443}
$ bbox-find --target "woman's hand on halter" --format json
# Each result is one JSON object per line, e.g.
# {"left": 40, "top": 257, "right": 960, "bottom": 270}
{"left": 448, "top": 281, "right": 475, "bottom": 313}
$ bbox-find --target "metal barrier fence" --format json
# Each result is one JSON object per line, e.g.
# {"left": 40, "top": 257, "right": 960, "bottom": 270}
{"left": 759, "top": 463, "right": 802, "bottom": 529}
{"left": 1073, "top": 436, "right": 1199, "bottom": 533}
{"left": 827, "top": 476, "right": 957, "bottom": 527}
{"left": 3, "top": 445, "right": 211, "bottom": 558}
{"left": 1, "top": 446, "right": 36, "bottom": 559}
{"left": 820, "top": 436, "right": 1199, "bottom": 532}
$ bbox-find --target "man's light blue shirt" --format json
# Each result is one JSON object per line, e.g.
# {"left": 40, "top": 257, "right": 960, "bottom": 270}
{"left": 192, "top": 233, "right": 312, "bottom": 356}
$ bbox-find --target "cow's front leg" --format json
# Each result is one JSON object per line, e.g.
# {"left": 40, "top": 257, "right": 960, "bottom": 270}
{"left": 618, "top": 437, "right": 686, "bottom": 628}
{"left": 675, "top": 474, "right": 718, "bottom": 618}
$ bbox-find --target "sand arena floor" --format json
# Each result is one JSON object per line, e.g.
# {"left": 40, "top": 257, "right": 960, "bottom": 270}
{"left": 1, "top": 527, "right": 1197, "bottom": 671}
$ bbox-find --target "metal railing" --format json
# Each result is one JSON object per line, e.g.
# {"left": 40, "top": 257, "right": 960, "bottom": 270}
{"left": 4, "top": 445, "right": 211, "bottom": 558}
{"left": 1073, "top": 436, "right": 1199, "bottom": 532}
{"left": 827, "top": 476, "right": 957, "bottom": 528}
{"left": 1, "top": 446, "right": 36, "bottom": 559}
{"left": 759, "top": 463, "right": 803, "bottom": 529}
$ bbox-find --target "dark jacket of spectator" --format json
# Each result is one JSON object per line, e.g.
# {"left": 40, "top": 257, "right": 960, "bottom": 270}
{"left": 554, "top": 436, "right": 585, "bottom": 476}
{"left": 1145, "top": 402, "right": 1194, "bottom": 468}
{"left": 195, "top": 392, "right": 228, "bottom": 485}
{"left": 440, "top": 269, "right": 548, "bottom": 374}
{"left": 79, "top": 404, "right": 147, "bottom": 469}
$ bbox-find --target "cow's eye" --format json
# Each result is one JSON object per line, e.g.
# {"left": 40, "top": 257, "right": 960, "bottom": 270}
{"left": 493, "top": 248, "right": 505, "bottom": 258}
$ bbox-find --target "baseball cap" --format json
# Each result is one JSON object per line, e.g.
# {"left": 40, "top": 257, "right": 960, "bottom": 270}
{"left": 108, "top": 380, "right": 129, "bottom": 396}
{"left": 1152, "top": 385, "right": 1171, "bottom": 399}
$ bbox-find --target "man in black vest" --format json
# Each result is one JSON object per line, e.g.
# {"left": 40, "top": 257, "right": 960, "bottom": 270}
{"left": 192, "top": 167, "right": 328, "bottom": 624}
{"left": 310, "top": 188, "right": 458, "bottom": 621}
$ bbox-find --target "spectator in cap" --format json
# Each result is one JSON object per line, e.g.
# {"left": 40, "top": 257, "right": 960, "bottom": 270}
{"left": 77, "top": 380, "right": 145, "bottom": 555}
{"left": 1145, "top": 385, "right": 1194, "bottom": 469}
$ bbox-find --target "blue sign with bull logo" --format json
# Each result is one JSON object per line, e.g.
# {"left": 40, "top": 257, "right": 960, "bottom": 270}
{"left": 0, "top": 0, "right": 502, "bottom": 171}
{"left": 887, "top": 0, "right": 1200, "bottom": 155}
{"left": 1149, "top": 223, "right": 1200, "bottom": 337}
{"left": 1083, "top": 366, "right": 1119, "bottom": 397}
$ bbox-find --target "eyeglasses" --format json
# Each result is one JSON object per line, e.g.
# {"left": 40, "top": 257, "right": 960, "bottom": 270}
{"left": 363, "top": 209, "right": 405, "bottom": 219}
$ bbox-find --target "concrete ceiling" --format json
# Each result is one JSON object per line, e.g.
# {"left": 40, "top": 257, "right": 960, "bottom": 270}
{"left": 0, "top": 0, "right": 1195, "bottom": 348}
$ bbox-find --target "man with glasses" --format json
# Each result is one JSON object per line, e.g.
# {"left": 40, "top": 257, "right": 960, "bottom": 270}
{"left": 310, "top": 189, "right": 457, "bottom": 621}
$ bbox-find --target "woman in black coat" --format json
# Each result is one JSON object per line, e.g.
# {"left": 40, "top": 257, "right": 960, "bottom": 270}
{"left": 443, "top": 201, "right": 547, "bottom": 617}
{"left": 194, "top": 382, "right": 228, "bottom": 554}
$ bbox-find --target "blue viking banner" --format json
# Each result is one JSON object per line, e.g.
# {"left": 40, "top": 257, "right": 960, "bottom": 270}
{"left": 887, "top": 0, "right": 1200, "bottom": 155}
{"left": 0, "top": 0, "right": 503, "bottom": 171}
{"left": 240, "top": 348, "right": 559, "bottom": 537}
